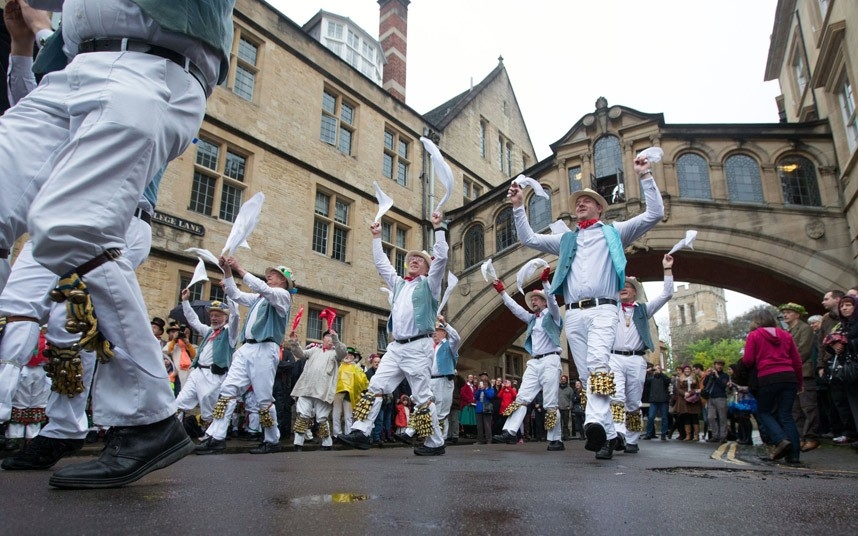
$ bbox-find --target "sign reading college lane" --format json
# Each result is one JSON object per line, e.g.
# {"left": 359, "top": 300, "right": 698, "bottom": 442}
{"left": 152, "top": 211, "right": 206, "bottom": 237}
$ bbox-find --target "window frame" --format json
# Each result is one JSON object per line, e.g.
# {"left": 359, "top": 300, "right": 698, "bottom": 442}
{"left": 312, "top": 188, "right": 353, "bottom": 263}
{"left": 463, "top": 224, "right": 485, "bottom": 269}
{"left": 230, "top": 28, "right": 262, "bottom": 102}
{"left": 380, "top": 218, "right": 410, "bottom": 277}
{"left": 382, "top": 127, "right": 411, "bottom": 187}
{"left": 320, "top": 87, "right": 357, "bottom": 156}
{"left": 189, "top": 136, "right": 249, "bottom": 223}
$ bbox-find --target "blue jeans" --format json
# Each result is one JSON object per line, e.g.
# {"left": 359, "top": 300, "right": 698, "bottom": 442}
{"left": 755, "top": 382, "right": 801, "bottom": 459}
{"left": 647, "top": 402, "right": 669, "bottom": 437}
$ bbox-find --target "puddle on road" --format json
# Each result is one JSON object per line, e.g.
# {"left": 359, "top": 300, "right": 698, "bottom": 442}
{"left": 652, "top": 466, "right": 857, "bottom": 481}
{"left": 269, "top": 493, "right": 378, "bottom": 507}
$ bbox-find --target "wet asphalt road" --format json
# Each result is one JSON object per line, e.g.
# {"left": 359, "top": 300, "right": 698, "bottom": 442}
{"left": 2, "top": 438, "right": 857, "bottom": 535}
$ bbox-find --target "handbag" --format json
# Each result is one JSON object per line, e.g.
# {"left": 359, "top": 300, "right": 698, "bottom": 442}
{"left": 833, "top": 354, "right": 858, "bottom": 385}
{"left": 684, "top": 391, "right": 699, "bottom": 404}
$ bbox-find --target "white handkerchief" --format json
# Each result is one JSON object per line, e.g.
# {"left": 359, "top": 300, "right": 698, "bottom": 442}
{"left": 635, "top": 147, "right": 664, "bottom": 163}
{"left": 373, "top": 181, "right": 394, "bottom": 223}
{"left": 185, "top": 248, "right": 223, "bottom": 274}
{"left": 420, "top": 136, "right": 454, "bottom": 213}
{"left": 549, "top": 220, "right": 571, "bottom": 234}
{"left": 222, "top": 192, "right": 265, "bottom": 256}
{"left": 481, "top": 258, "right": 497, "bottom": 283}
{"left": 513, "top": 175, "right": 549, "bottom": 198}
{"left": 668, "top": 230, "right": 698, "bottom": 255}
{"left": 437, "top": 271, "right": 459, "bottom": 314}
{"left": 516, "top": 258, "right": 549, "bottom": 295}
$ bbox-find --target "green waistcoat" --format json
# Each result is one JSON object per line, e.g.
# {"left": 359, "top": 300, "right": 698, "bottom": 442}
{"left": 548, "top": 224, "right": 626, "bottom": 297}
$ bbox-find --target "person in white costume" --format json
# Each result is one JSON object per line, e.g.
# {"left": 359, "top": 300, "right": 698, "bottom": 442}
{"left": 287, "top": 329, "right": 346, "bottom": 451}
{"left": 339, "top": 211, "right": 448, "bottom": 456}
{"left": 175, "top": 291, "right": 238, "bottom": 439}
{"left": 429, "top": 316, "right": 460, "bottom": 442}
{"left": 491, "top": 268, "right": 565, "bottom": 451}
{"left": 609, "top": 254, "right": 674, "bottom": 455}
{"left": 0, "top": 0, "right": 234, "bottom": 488}
{"left": 195, "top": 258, "right": 292, "bottom": 455}
{"left": 508, "top": 156, "right": 663, "bottom": 460}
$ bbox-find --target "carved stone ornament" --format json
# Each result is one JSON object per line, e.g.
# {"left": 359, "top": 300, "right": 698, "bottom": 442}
{"left": 805, "top": 220, "right": 825, "bottom": 240}
{"left": 459, "top": 282, "right": 471, "bottom": 296}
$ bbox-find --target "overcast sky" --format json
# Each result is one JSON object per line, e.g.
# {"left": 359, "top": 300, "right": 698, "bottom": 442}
{"left": 269, "top": 0, "right": 777, "bottom": 320}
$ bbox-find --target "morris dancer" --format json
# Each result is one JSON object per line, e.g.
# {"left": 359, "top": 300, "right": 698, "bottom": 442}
{"left": 509, "top": 156, "right": 664, "bottom": 460}
{"left": 430, "top": 316, "right": 460, "bottom": 441}
{"left": 339, "top": 212, "right": 448, "bottom": 456}
{"left": 287, "top": 328, "right": 346, "bottom": 451}
{"left": 176, "top": 291, "right": 238, "bottom": 439}
{"left": 196, "top": 258, "right": 292, "bottom": 455}
{"left": 610, "top": 254, "right": 674, "bottom": 454}
{"left": 491, "top": 267, "right": 565, "bottom": 451}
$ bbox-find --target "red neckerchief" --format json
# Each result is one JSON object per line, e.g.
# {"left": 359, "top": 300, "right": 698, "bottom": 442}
{"left": 578, "top": 218, "right": 600, "bottom": 230}
{"left": 621, "top": 302, "right": 635, "bottom": 310}
{"left": 207, "top": 327, "right": 223, "bottom": 342}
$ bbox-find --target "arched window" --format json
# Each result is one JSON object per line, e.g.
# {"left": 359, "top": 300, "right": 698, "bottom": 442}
{"left": 495, "top": 207, "right": 517, "bottom": 252}
{"left": 527, "top": 187, "right": 552, "bottom": 231}
{"left": 777, "top": 156, "right": 821, "bottom": 206}
{"left": 463, "top": 225, "right": 485, "bottom": 269}
{"left": 676, "top": 153, "right": 712, "bottom": 200}
{"left": 725, "top": 154, "right": 764, "bottom": 203}
{"left": 593, "top": 135, "right": 624, "bottom": 204}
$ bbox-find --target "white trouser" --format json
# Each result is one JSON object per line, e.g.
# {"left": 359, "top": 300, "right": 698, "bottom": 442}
{"left": 609, "top": 353, "right": 647, "bottom": 445}
{"left": 5, "top": 366, "right": 51, "bottom": 440}
{"left": 294, "top": 396, "right": 333, "bottom": 447}
{"left": 243, "top": 389, "right": 260, "bottom": 433}
{"left": 332, "top": 392, "right": 352, "bottom": 437}
{"left": 206, "top": 342, "right": 280, "bottom": 444}
{"left": 565, "top": 306, "right": 618, "bottom": 439}
{"left": 0, "top": 51, "right": 204, "bottom": 425}
{"left": 176, "top": 368, "right": 226, "bottom": 423}
{"left": 430, "top": 377, "right": 454, "bottom": 436}
{"left": 502, "top": 354, "right": 562, "bottom": 441}
{"left": 351, "top": 338, "right": 443, "bottom": 448}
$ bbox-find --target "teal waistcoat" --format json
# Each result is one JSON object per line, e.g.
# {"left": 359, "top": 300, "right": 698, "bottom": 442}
{"left": 434, "top": 340, "right": 458, "bottom": 375}
{"left": 524, "top": 312, "right": 563, "bottom": 355}
{"left": 129, "top": 0, "right": 234, "bottom": 83}
{"left": 387, "top": 278, "right": 438, "bottom": 336}
{"left": 632, "top": 305, "right": 654, "bottom": 352}
{"left": 548, "top": 224, "right": 626, "bottom": 297}
{"left": 241, "top": 297, "right": 289, "bottom": 344}
{"left": 193, "top": 327, "right": 234, "bottom": 370}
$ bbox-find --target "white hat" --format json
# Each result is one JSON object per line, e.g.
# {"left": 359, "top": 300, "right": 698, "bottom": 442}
{"left": 569, "top": 188, "right": 608, "bottom": 215}
{"left": 524, "top": 289, "right": 548, "bottom": 311}
{"left": 623, "top": 277, "right": 647, "bottom": 303}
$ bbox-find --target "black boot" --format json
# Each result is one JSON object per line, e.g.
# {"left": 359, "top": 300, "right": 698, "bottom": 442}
{"left": 1, "top": 436, "right": 84, "bottom": 470}
{"left": 48, "top": 416, "right": 193, "bottom": 489}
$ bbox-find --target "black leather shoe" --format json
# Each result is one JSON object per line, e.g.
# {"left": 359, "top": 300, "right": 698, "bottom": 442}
{"left": 182, "top": 415, "right": 204, "bottom": 439}
{"left": 392, "top": 432, "right": 414, "bottom": 445}
{"left": 195, "top": 436, "right": 226, "bottom": 455}
{"left": 595, "top": 439, "right": 614, "bottom": 460}
{"left": 414, "top": 445, "right": 445, "bottom": 456}
{"left": 614, "top": 433, "right": 627, "bottom": 452}
{"left": 445, "top": 437, "right": 458, "bottom": 445}
{"left": 1, "top": 436, "right": 84, "bottom": 470}
{"left": 642, "top": 435, "right": 653, "bottom": 440}
{"left": 238, "top": 431, "right": 263, "bottom": 442}
{"left": 48, "top": 416, "right": 194, "bottom": 489}
{"left": 491, "top": 431, "right": 517, "bottom": 444}
{"left": 625, "top": 443, "right": 640, "bottom": 454}
{"left": 547, "top": 440, "right": 565, "bottom": 451}
{"left": 320, "top": 445, "right": 333, "bottom": 451}
{"left": 338, "top": 430, "right": 371, "bottom": 450}
{"left": 770, "top": 439, "right": 791, "bottom": 460}
{"left": 584, "top": 423, "right": 606, "bottom": 452}
{"left": 249, "top": 442, "right": 281, "bottom": 454}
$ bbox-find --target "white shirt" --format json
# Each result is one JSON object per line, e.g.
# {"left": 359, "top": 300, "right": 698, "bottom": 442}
{"left": 514, "top": 177, "right": 664, "bottom": 304}
{"left": 500, "top": 281, "right": 562, "bottom": 356}
{"left": 223, "top": 273, "right": 291, "bottom": 342}
{"left": 373, "top": 229, "right": 448, "bottom": 340}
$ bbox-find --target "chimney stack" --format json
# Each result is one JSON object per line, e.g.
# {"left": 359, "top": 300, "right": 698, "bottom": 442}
{"left": 378, "top": 0, "right": 410, "bottom": 102}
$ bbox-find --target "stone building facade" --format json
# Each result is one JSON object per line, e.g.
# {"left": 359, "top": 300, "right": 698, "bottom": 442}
{"left": 669, "top": 284, "right": 728, "bottom": 347}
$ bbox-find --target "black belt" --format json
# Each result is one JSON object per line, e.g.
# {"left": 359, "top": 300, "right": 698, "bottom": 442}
{"left": 431, "top": 374, "right": 455, "bottom": 380}
{"left": 76, "top": 248, "right": 122, "bottom": 276}
{"left": 612, "top": 349, "right": 646, "bottom": 356}
{"left": 532, "top": 352, "right": 560, "bottom": 359}
{"left": 134, "top": 208, "right": 152, "bottom": 225}
{"left": 78, "top": 38, "right": 210, "bottom": 96}
{"left": 0, "top": 248, "right": 8, "bottom": 259}
{"left": 195, "top": 364, "right": 211, "bottom": 369}
{"left": 568, "top": 298, "right": 617, "bottom": 310}
{"left": 246, "top": 338, "right": 275, "bottom": 344}
{"left": 395, "top": 334, "right": 432, "bottom": 345}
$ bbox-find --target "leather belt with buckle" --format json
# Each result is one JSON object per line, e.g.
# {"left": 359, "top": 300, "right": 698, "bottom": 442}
{"left": 76, "top": 248, "right": 123, "bottom": 277}
{"left": 612, "top": 349, "right": 646, "bottom": 356}
{"left": 78, "top": 38, "right": 210, "bottom": 96}
{"left": 395, "top": 333, "right": 432, "bottom": 345}
{"left": 568, "top": 298, "right": 618, "bottom": 309}
{"left": 532, "top": 352, "right": 559, "bottom": 359}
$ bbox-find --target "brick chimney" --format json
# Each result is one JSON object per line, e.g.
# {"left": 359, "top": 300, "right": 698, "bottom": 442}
{"left": 378, "top": 0, "right": 410, "bottom": 102}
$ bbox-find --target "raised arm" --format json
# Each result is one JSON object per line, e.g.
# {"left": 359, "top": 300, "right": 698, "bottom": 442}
{"left": 494, "top": 279, "right": 533, "bottom": 324}
{"left": 508, "top": 181, "right": 562, "bottom": 254}
{"left": 370, "top": 221, "right": 401, "bottom": 290}
{"left": 180, "top": 289, "right": 208, "bottom": 336}
{"left": 426, "top": 211, "right": 448, "bottom": 299}
{"left": 616, "top": 157, "right": 665, "bottom": 244}
{"left": 645, "top": 254, "right": 675, "bottom": 317}
{"left": 541, "top": 269, "right": 562, "bottom": 325}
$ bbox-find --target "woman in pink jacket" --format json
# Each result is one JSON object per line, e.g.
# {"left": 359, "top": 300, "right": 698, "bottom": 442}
{"left": 742, "top": 309, "right": 803, "bottom": 463}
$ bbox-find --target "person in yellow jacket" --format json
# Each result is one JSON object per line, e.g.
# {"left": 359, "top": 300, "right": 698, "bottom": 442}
{"left": 332, "top": 348, "right": 369, "bottom": 441}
